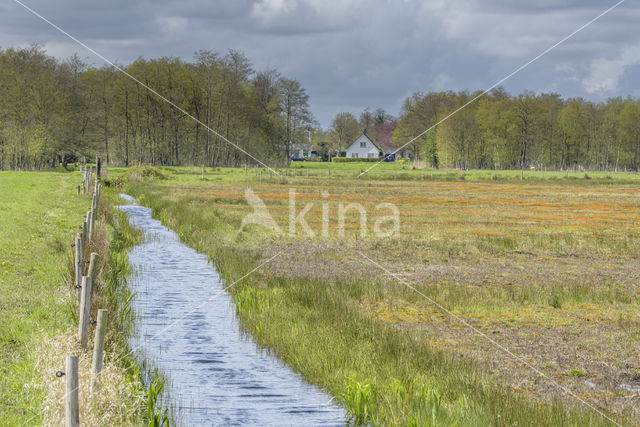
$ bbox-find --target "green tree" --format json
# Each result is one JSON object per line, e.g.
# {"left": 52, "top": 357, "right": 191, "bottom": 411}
{"left": 329, "top": 112, "right": 360, "bottom": 157}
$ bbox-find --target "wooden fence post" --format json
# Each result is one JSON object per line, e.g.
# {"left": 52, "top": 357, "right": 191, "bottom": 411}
{"left": 87, "top": 211, "right": 94, "bottom": 241}
{"left": 94, "top": 184, "right": 100, "bottom": 213}
{"left": 65, "top": 355, "right": 79, "bottom": 427}
{"left": 91, "top": 309, "right": 108, "bottom": 392}
{"left": 85, "top": 211, "right": 91, "bottom": 240}
{"left": 82, "top": 220, "right": 88, "bottom": 246}
{"left": 87, "top": 253, "right": 98, "bottom": 295}
{"left": 78, "top": 276, "right": 92, "bottom": 349}
{"left": 74, "top": 235, "right": 82, "bottom": 298}
{"left": 92, "top": 196, "right": 97, "bottom": 225}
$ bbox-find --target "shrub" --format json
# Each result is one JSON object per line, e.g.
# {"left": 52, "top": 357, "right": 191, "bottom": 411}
{"left": 332, "top": 157, "right": 381, "bottom": 163}
{"left": 122, "top": 166, "right": 169, "bottom": 181}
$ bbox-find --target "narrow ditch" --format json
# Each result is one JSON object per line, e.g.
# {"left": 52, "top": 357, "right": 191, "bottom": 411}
{"left": 117, "top": 194, "right": 346, "bottom": 425}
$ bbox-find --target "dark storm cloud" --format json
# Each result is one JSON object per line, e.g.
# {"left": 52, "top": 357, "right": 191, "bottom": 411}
{"left": 1, "top": 0, "right": 638, "bottom": 126}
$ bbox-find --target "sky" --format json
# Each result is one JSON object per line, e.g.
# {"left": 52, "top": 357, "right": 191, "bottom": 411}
{"left": 1, "top": 0, "right": 639, "bottom": 127}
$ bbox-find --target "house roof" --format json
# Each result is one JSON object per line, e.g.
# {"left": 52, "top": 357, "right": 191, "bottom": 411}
{"left": 346, "top": 132, "right": 383, "bottom": 152}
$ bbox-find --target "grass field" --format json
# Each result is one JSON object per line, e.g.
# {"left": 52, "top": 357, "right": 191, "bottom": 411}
{"left": 113, "top": 163, "right": 640, "bottom": 425}
{"left": 0, "top": 172, "right": 89, "bottom": 423}
{"left": 0, "top": 171, "right": 146, "bottom": 425}
{"left": 120, "top": 160, "right": 640, "bottom": 185}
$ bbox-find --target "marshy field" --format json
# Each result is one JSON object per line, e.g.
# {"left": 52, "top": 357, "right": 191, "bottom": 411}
{"left": 113, "top": 162, "right": 639, "bottom": 425}
{"left": 1, "top": 163, "right": 639, "bottom": 425}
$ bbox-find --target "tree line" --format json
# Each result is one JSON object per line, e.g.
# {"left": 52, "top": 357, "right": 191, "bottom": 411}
{"left": 391, "top": 88, "right": 640, "bottom": 171}
{"left": 0, "top": 45, "right": 312, "bottom": 170}
{"left": 3, "top": 45, "right": 640, "bottom": 172}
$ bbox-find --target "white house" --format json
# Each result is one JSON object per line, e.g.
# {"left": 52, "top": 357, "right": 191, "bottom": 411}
{"left": 344, "top": 133, "right": 383, "bottom": 159}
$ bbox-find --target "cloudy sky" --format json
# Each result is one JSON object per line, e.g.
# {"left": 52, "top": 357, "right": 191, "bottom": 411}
{"left": 1, "top": 0, "right": 638, "bottom": 126}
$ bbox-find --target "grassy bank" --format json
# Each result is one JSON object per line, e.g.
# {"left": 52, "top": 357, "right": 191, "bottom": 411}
{"left": 109, "top": 163, "right": 640, "bottom": 186}
{"left": 119, "top": 165, "right": 639, "bottom": 425}
{"left": 0, "top": 171, "right": 147, "bottom": 424}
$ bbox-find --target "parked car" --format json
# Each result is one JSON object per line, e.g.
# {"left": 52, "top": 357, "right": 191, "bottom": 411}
{"left": 290, "top": 156, "right": 307, "bottom": 162}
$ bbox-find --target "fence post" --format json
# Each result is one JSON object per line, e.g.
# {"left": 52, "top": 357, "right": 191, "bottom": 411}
{"left": 92, "top": 195, "right": 97, "bottom": 225}
{"left": 94, "top": 184, "right": 100, "bottom": 213}
{"left": 87, "top": 211, "right": 94, "bottom": 241}
{"left": 78, "top": 276, "right": 93, "bottom": 349}
{"left": 82, "top": 220, "right": 88, "bottom": 246}
{"left": 91, "top": 309, "right": 108, "bottom": 392}
{"left": 87, "top": 253, "right": 98, "bottom": 295}
{"left": 85, "top": 211, "right": 91, "bottom": 240}
{"left": 74, "top": 235, "right": 82, "bottom": 298}
{"left": 306, "top": 168, "right": 309, "bottom": 177}
{"left": 65, "top": 355, "right": 79, "bottom": 427}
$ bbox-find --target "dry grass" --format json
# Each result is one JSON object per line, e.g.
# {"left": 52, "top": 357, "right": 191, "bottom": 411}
{"left": 32, "top": 330, "right": 144, "bottom": 426}
{"left": 35, "top": 189, "right": 145, "bottom": 425}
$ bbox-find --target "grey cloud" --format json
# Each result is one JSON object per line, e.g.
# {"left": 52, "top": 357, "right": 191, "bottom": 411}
{"left": 1, "top": 0, "right": 638, "bottom": 126}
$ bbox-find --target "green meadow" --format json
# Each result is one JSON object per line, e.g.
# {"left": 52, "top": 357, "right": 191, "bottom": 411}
{"left": 0, "top": 172, "right": 88, "bottom": 423}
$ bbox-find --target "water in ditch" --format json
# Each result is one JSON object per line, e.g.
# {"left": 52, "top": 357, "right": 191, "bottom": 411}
{"left": 117, "top": 194, "right": 346, "bottom": 426}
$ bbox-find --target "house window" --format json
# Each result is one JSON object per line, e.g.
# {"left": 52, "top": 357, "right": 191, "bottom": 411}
{"left": 360, "top": 141, "right": 367, "bottom": 148}
{"left": 368, "top": 153, "right": 376, "bottom": 158}
{"left": 351, "top": 153, "right": 359, "bottom": 158}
